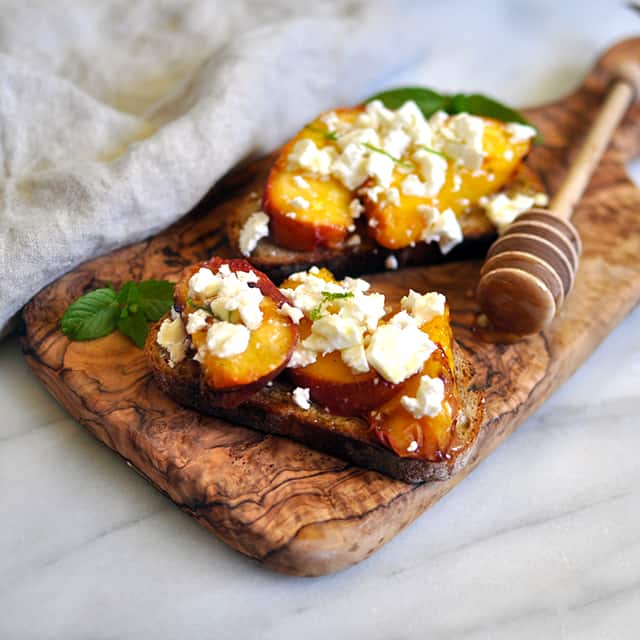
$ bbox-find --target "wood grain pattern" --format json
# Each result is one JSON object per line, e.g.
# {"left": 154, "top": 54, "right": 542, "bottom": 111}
{"left": 21, "top": 39, "right": 640, "bottom": 576}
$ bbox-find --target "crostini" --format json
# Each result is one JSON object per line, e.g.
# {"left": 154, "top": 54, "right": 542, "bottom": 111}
{"left": 146, "top": 257, "right": 483, "bottom": 483}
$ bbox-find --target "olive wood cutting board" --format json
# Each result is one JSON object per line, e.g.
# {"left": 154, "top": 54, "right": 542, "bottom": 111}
{"left": 21, "top": 39, "right": 640, "bottom": 576}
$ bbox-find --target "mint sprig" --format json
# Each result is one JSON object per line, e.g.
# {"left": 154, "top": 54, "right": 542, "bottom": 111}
{"left": 366, "top": 87, "right": 541, "bottom": 143}
{"left": 361, "top": 143, "right": 414, "bottom": 169}
{"left": 309, "top": 291, "right": 354, "bottom": 321}
{"left": 61, "top": 279, "right": 174, "bottom": 348}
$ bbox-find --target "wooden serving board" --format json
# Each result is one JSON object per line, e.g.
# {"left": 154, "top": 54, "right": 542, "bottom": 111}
{"left": 21, "top": 40, "right": 640, "bottom": 576}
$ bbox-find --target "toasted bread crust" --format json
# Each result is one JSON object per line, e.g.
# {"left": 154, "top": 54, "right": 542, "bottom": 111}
{"left": 146, "top": 319, "right": 483, "bottom": 483}
{"left": 224, "top": 155, "right": 544, "bottom": 282}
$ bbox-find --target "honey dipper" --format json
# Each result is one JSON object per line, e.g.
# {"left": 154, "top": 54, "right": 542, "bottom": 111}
{"left": 476, "top": 62, "right": 640, "bottom": 335}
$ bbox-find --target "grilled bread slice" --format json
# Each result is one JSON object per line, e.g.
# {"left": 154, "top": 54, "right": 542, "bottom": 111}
{"left": 225, "top": 154, "right": 544, "bottom": 283}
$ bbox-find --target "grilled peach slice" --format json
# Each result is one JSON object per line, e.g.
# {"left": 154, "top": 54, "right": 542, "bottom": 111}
{"left": 175, "top": 258, "right": 298, "bottom": 407}
{"left": 287, "top": 319, "right": 397, "bottom": 416}
{"left": 365, "top": 117, "right": 534, "bottom": 249}
{"left": 263, "top": 109, "right": 361, "bottom": 251}
{"left": 369, "top": 308, "right": 461, "bottom": 460}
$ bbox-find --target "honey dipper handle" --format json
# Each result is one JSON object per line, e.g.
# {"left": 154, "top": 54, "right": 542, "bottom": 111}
{"left": 550, "top": 64, "right": 640, "bottom": 220}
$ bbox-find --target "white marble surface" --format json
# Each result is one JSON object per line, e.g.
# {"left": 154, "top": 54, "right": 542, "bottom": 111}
{"left": 2, "top": 2, "right": 640, "bottom": 638}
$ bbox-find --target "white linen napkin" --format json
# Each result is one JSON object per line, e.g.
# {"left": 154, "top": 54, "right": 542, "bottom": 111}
{"left": 0, "top": 0, "right": 426, "bottom": 337}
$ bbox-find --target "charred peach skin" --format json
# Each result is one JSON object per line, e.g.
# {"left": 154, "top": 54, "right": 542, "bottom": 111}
{"left": 174, "top": 258, "right": 298, "bottom": 406}
{"left": 263, "top": 109, "right": 361, "bottom": 251}
{"left": 282, "top": 268, "right": 397, "bottom": 415}
{"left": 365, "top": 118, "right": 533, "bottom": 249}
{"left": 369, "top": 308, "right": 460, "bottom": 461}
{"left": 287, "top": 318, "right": 397, "bottom": 416}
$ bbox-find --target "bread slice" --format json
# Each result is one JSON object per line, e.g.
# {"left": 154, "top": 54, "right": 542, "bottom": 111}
{"left": 146, "top": 319, "right": 483, "bottom": 484}
{"left": 224, "top": 154, "right": 544, "bottom": 283}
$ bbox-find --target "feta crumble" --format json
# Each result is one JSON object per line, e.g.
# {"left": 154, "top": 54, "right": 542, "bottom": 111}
{"left": 483, "top": 192, "right": 536, "bottom": 232}
{"left": 385, "top": 254, "right": 398, "bottom": 270}
{"left": 238, "top": 211, "right": 270, "bottom": 256}
{"left": 206, "top": 321, "right": 250, "bottom": 358}
{"left": 157, "top": 316, "right": 187, "bottom": 367}
{"left": 400, "top": 375, "right": 445, "bottom": 419}
{"left": 292, "top": 386, "right": 311, "bottom": 410}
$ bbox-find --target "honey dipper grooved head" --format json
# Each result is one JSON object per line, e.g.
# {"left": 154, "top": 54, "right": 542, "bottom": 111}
{"left": 477, "top": 209, "right": 581, "bottom": 335}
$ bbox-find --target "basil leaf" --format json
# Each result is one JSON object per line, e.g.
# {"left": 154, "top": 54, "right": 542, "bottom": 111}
{"left": 118, "top": 311, "right": 149, "bottom": 349}
{"left": 137, "top": 280, "right": 175, "bottom": 321}
{"left": 449, "top": 93, "right": 530, "bottom": 126}
{"left": 61, "top": 287, "right": 120, "bottom": 341}
{"left": 367, "top": 87, "right": 447, "bottom": 117}
{"left": 367, "top": 86, "right": 540, "bottom": 141}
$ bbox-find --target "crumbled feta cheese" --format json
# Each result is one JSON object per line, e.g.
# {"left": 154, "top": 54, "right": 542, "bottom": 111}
{"left": 505, "top": 122, "right": 537, "bottom": 143}
{"left": 385, "top": 187, "right": 400, "bottom": 206}
{"left": 401, "top": 173, "right": 428, "bottom": 197}
{"left": 288, "top": 139, "right": 336, "bottom": 175}
{"left": 238, "top": 211, "right": 270, "bottom": 256}
{"left": 483, "top": 192, "right": 536, "bottom": 232}
{"left": 436, "top": 113, "right": 485, "bottom": 170}
{"left": 452, "top": 173, "right": 462, "bottom": 193}
{"left": 157, "top": 316, "right": 187, "bottom": 367}
{"left": 279, "top": 302, "right": 304, "bottom": 324}
{"left": 401, "top": 375, "right": 445, "bottom": 419}
{"left": 288, "top": 346, "right": 318, "bottom": 368}
{"left": 401, "top": 290, "right": 446, "bottom": 325}
{"left": 346, "top": 234, "right": 361, "bottom": 246}
{"left": 360, "top": 184, "right": 384, "bottom": 203}
{"left": 341, "top": 344, "right": 370, "bottom": 373}
{"left": 331, "top": 142, "right": 369, "bottom": 190}
{"left": 412, "top": 150, "right": 447, "bottom": 197}
{"left": 382, "top": 127, "right": 412, "bottom": 158}
{"left": 292, "top": 386, "right": 311, "bottom": 410}
{"left": 303, "top": 315, "right": 365, "bottom": 353}
{"left": 293, "top": 175, "right": 310, "bottom": 189}
{"left": 185, "top": 308, "right": 210, "bottom": 335}
{"left": 206, "top": 321, "right": 250, "bottom": 358}
{"left": 534, "top": 193, "right": 549, "bottom": 206}
{"left": 189, "top": 267, "right": 221, "bottom": 298}
{"left": 366, "top": 313, "right": 436, "bottom": 384}
{"left": 419, "top": 206, "right": 464, "bottom": 254}
{"left": 385, "top": 254, "right": 398, "bottom": 270}
{"left": 368, "top": 217, "right": 379, "bottom": 228}
{"left": 366, "top": 151, "right": 395, "bottom": 188}
{"left": 320, "top": 110, "right": 340, "bottom": 131}
{"left": 349, "top": 198, "right": 365, "bottom": 219}
{"left": 339, "top": 291, "right": 386, "bottom": 331}
{"left": 189, "top": 266, "right": 264, "bottom": 330}
{"left": 289, "top": 196, "right": 309, "bottom": 210}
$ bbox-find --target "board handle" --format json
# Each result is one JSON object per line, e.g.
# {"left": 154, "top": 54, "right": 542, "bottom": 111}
{"left": 551, "top": 61, "right": 640, "bottom": 219}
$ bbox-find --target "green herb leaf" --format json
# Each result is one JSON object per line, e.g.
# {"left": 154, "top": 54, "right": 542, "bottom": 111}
{"left": 309, "top": 305, "right": 324, "bottom": 321}
{"left": 186, "top": 297, "right": 213, "bottom": 316}
{"left": 137, "top": 280, "right": 175, "bottom": 321}
{"left": 305, "top": 125, "right": 341, "bottom": 141}
{"left": 117, "top": 311, "right": 149, "bottom": 349}
{"left": 361, "top": 143, "right": 414, "bottom": 169}
{"left": 418, "top": 145, "right": 449, "bottom": 160}
{"left": 366, "top": 86, "right": 541, "bottom": 142}
{"left": 116, "top": 281, "right": 139, "bottom": 310}
{"left": 366, "top": 87, "right": 448, "bottom": 116}
{"left": 321, "top": 291, "right": 354, "bottom": 302}
{"left": 60, "top": 287, "right": 120, "bottom": 341}
{"left": 309, "top": 290, "right": 355, "bottom": 321}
